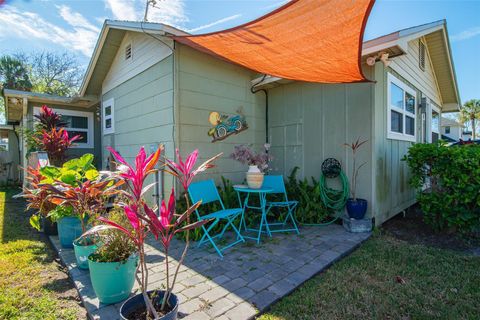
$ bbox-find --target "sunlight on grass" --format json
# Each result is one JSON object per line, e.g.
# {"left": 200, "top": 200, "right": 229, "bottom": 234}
{"left": 259, "top": 233, "right": 480, "bottom": 320}
{"left": 0, "top": 188, "right": 80, "bottom": 320}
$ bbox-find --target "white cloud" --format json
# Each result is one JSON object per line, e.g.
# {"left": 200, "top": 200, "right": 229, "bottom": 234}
{"left": 103, "top": 0, "right": 188, "bottom": 28}
{"left": 451, "top": 26, "right": 480, "bottom": 42}
{"left": 0, "top": 5, "right": 100, "bottom": 56}
{"left": 147, "top": 0, "right": 188, "bottom": 26}
{"left": 104, "top": 0, "right": 138, "bottom": 21}
{"left": 188, "top": 14, "right": 242, "bottom": 33}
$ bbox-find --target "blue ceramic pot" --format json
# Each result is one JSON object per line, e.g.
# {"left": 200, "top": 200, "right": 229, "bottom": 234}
{"left": 346, "top": 198, "right": 368, "bottom": 220}
{"left": 57, "top": 217, "right": 82, "bottom": 248}
{"left": 88, "top": 254, "right": 138, "bottom": 304}
{"left": 73, "top": 239, "right": 98, "bottom": 270}
{"left": 120, "top": 290, "right": 178, "bottom": 320}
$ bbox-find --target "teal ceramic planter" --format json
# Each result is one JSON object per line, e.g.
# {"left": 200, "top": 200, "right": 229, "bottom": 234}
{"left": 89, "top": 254, "right": 138, "bottom": 304}
{"left": 57, "top": 217, "right": 82, "bottom": 248}
{"left": 73, "top": 239, "right": 98, "bottom": 269}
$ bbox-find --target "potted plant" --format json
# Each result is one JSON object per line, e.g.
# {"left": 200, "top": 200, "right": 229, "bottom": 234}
{"left": 344, "top": 138, "right": 368, "bottom": 219}
{"left": 89, "top": 146, "right": 218, "bottom": 319}
{"left": 40, "top": 154, "right": 122, "bottom": 268}
{"left": 230, "top": 144, "right": 272, "bottom": 189}
{"left": 87, "top": 209, "right": 138, "bottom": 304}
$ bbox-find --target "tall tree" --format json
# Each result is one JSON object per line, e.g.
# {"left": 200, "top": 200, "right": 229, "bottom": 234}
{"left": 27, "top": 51, "right": 84, "bottom": 97}
{"left": 0, "top": 55, "right": 32, "bottom": 91}
{"left": 460, "top": 99, "right": 480, "bottom": 140}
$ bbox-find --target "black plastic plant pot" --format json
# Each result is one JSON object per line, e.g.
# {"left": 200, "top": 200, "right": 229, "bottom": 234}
{"left": 346, "top": 198, "right": 368, "bottom": 220}
{"left": 120, "top": 290, "right": 178, "bottom": 320}
{"left": 42, "top": 217, "right": 58, "bottom": 236}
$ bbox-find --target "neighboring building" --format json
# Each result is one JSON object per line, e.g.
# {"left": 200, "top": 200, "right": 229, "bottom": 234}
{"left": 440, "top": 116, "right": 464, "bottom": 141}
{"left": 3, "top": 19, "right": 460, "bottom": 225}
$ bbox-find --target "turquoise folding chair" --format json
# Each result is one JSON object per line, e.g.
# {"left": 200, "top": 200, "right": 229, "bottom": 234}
{"left": 263, "top": 175, "right": 300, "bottom": 234}
{"left": 188, "top": 179, "right": 245, "bottom": 258}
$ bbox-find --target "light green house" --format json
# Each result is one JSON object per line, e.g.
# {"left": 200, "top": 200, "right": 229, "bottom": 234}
{"left": 4, "top": 19, "right": 460, "bottom": 225}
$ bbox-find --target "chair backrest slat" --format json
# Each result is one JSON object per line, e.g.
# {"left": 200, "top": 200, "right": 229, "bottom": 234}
{"left": 262, "top": 175, "right": 287, "bottom": 194}
{"left": 188, "top": 179, "right": 223, "bottom": 207}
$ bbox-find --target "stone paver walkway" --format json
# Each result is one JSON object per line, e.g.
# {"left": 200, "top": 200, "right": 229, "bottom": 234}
{"left": 51, "top": 225, "right": 370, "bottom": 320}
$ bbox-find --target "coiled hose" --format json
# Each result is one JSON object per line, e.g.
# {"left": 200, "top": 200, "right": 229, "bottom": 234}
{"left": 295, "top": 169, "right": 349, "bottom": 226}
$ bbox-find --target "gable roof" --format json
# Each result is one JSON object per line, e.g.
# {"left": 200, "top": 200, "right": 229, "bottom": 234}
{"left": 441, "top": 116, "right": 463, "bottom": 127}
{"left": 79, "top": 20, "right": 187, "bottom": 97}
{"left": 363, "top": 20, "right": 461, "bottom": 112}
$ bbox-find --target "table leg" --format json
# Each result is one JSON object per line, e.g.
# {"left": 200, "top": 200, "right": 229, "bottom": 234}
{"left": 260, "top": 192, "right": 272, "bottom": 238}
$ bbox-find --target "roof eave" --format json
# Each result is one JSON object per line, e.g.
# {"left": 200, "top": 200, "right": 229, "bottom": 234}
{"left": 79, "top": 20, "right": 188, "bottom": 97}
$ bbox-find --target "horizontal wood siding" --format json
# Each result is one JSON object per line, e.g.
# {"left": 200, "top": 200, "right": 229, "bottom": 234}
{"left": 102, "top": 31, "right": 173, "bottom": 95}
{"left": 267, "top": 70, "right": 376, "bottom": 218}
{"left": 390, "top": 38, "right": 442, "bottom": 105}
{"left": 102, "top": 57, "right": 175, "bottom": 200}
{"left": 177, "top": 44, "right": 265, "bottom": 184}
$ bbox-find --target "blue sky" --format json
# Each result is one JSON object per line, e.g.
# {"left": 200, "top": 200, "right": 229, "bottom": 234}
{"left": 0, "top": 0, "right": 479, "bottom": 102}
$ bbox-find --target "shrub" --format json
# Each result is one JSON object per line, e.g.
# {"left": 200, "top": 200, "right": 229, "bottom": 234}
{"left": 404, "top": 142, "right": 480, "bottom": 233}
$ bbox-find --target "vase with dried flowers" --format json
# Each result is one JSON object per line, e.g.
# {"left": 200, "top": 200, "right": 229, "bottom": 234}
{"left": 230, "top": 144, "right": 272, "bottom": 189}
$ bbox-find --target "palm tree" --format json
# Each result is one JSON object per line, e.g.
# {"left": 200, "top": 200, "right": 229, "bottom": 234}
{"left": 0, "top": 55, "right": 32, "bottom": 91}
{"left": 460, "top": 99, "right": 480, "bottom": 140}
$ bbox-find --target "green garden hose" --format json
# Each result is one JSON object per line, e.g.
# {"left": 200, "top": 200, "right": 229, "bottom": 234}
{"left": 294, "top": 162, "right": 349, "bottom": 226}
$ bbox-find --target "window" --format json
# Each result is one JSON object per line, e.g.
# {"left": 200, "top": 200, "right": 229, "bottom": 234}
{"left": 419, "top": 39, "right": 426, "bottom": 71}
{"left": 33, "top": 107, "right": 94, "bottom": 148}
{"left": 387, "top": 73, "right": 417, "bottom": 142}
{"left": 102, "top": 98, "right": 114, "bottom": 135}
{"left": 445, "top": 126, "right": 451, "bottom": 134}
{"left": 125, "top": 43, "right": 132, "bottom": 60}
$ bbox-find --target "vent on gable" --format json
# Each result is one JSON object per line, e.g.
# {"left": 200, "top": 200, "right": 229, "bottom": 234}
{"left": 419, "top": 40, "right": 426, "bottom": 71}
{"left": 125, "top": 43, "right": 132, "bottom": 60}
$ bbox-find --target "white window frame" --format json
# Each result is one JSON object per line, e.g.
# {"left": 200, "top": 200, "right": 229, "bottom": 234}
{"left": 102, "top": 98, "right": 115, "bottom": 135}
{"left": 387, "top": 73, "right": 417, "bottom": 142}
{"left": 431, "top": 103, "right": 441, "bottom": 135}
{"left": 33, "top": 107, "right": 94, "bottom": 149}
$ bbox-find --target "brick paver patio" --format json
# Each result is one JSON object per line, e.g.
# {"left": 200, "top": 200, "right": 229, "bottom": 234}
{"left": 51, "top": 225, "right": 370, "bottom": 320}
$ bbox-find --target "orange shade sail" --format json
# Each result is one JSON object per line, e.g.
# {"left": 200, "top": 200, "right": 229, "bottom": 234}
{"left": 174, "top": 0, "right": 375, "bottom": 84}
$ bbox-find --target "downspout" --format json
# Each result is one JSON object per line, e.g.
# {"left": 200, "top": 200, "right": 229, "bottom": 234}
{"left": 251, "top": 74, "right": 269, "bottom": 144}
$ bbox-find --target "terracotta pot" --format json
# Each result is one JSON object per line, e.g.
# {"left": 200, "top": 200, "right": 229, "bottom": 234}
{"left": 246, "top": 165, "right": 264, "bottom": 189}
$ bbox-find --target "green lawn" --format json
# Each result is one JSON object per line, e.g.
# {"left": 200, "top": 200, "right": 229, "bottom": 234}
{"left": 260, "top": 231, "right": 480, "bottom": 320}
{"left": 0, "top": 188, "right": 84, "bottom": 320}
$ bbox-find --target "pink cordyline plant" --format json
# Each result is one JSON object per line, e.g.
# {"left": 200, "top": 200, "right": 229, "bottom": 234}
{"left": 85, "top": 146, "right": 220, "bottom": 318}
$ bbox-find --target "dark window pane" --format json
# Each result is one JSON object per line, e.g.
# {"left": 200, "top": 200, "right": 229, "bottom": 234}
{"left": 391, "top": 83, "right": 404, "bottom": 109}
{"left": 62, "top": 115, "right": 88, "bottom": 129}
{"left": 445, "top": 126, "right": 450, "bottom": 134}
{"left": 406, "top": 92, "right": 415, "bottom": 114}
{"left": 105, "top": 106, "right": 111, "bottom": 116}
{"left": 391, "top": 110, "right": 403, "bottom": 133}
{"left": 105, "top": 118, "right": 112, "bottom": 129}
{"left": 66, "top": 131, "right": 88, "bottom": 144}
{"left": 406, "top": 116, "right": 415, "bottom": 136}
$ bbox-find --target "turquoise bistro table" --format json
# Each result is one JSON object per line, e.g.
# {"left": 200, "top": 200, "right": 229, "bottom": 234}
{"left": 234, "top": 185, "right": 274, "bottom": 244}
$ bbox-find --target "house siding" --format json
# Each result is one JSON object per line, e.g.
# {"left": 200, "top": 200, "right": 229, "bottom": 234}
{"left": 176, "top": 44, "right": 266, "bottom": 184}
{"left": 102, "top": 31, "right": 173, "bottom": 95}
{"left": 101, "top": 57, "right": 175, "bottom": 200}
{"left": 389, "top": 38, "right": 442, "bottom": 106}
{"left": 267, "top": 66, "right": 376, "bottom": 218}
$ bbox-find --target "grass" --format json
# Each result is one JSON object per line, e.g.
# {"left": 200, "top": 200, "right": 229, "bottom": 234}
{"left": 259, "top": 231, "right": 480, "bottom": 320}
{"left": 0, "top": 187, "right": 83, "bottom": 320}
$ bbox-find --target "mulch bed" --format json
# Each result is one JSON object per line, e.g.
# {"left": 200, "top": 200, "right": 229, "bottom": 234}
{"left": 382, "top": 204, "right": 480, "bottom": 255}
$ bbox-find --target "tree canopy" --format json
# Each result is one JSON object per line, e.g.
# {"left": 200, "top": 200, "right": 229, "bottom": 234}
{"left": 460, "top": 99, "right": 480, "bottom": 140}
